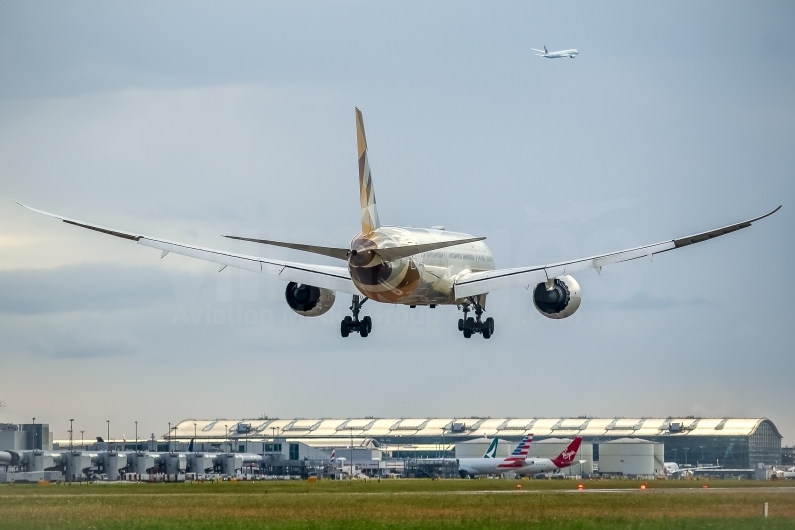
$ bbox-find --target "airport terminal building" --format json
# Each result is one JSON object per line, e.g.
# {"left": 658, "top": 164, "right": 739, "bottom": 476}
{"left": 172, "top": 417, "right": 782, "bottom": 469}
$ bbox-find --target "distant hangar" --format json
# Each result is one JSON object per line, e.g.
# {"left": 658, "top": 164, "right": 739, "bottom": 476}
{"left": 172, "top": 417, "right": 782, "bottom": 468}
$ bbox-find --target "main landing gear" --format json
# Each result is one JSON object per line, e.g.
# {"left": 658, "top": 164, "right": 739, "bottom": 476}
{"left": 341, "top": 295, "right": 372, "bottom": 338}
{"left": 457, "top": 299, "right": 494, "bottom": 339}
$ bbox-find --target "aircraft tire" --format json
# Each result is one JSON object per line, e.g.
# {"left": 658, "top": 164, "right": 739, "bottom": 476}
{"left": 463, "top": 329, "right": 472, "bottom": 339}
{"left": 340, "top": 320, "right": 350, "bottom": 338}
{"left": 485, "top": 317, "right": 494, "bottom": 335}
{"left": 458, "top": 319, "right": 464, "bottom": 331}
{"left": 362, "top": 315, "right": 372, "bottom": 333}
{"left": 483, "top": 327, "right": 491, "bottom": 339}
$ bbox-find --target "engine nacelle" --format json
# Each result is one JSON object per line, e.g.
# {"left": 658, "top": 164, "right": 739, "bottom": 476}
{"left": 284, "top": 282, "right": 336, "bottom": 317}
{"left": 532, "top": 275, "right": 581, "bottom": 320}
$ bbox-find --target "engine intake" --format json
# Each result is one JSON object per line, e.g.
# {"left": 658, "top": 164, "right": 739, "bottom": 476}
{"left": 284, "top": 282, "right": 336, "bottom": 317}
{"left": 532, "top": 275, "right": 581, "bottom": 320}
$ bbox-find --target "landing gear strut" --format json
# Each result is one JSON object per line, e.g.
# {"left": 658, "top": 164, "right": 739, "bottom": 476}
{"left": 457, "top": 298, "right": 494, "bottom": 339}
{"left": 341, "top": 295, "right": 372, "bottom": 338}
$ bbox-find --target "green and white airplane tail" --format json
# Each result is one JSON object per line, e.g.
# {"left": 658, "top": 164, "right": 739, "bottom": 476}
{"left": 483, "top": 437, "right": 499, "bottom": 458}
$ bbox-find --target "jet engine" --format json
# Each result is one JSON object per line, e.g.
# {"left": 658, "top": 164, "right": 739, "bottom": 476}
{"left": 532, "top": 275, "right": 581, "bottom": 320}
{"left": 284, "top": 282, "right": 336, "bottom": 317}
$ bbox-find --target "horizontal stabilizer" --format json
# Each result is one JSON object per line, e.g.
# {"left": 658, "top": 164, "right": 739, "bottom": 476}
{"left": 372, "top": 237, "right": 486, "bottom": 261}
{"left": 226, "top": 235, "right": 486, "bottom": 263}
{"left": 224, "top": 235, "right": 350, "bottom": 261}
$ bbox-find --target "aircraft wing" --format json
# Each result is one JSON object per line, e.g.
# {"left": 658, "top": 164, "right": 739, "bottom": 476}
{"left": 454, "top": 206, "right": 781, "bottom": 299}
{"left": 16, "top": 202, "right": 359, "bottom": 295}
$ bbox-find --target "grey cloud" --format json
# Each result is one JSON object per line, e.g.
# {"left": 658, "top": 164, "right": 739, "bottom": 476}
{"left": 0, "top": 264, "right": 172, "bottom": 314}
{"left": 603, "top": 291, "right": 714, "bottom": 311}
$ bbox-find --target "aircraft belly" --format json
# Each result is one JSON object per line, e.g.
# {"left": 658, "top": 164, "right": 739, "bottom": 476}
{"left": 348, "top": 227, "right": 494, "bottom": 305}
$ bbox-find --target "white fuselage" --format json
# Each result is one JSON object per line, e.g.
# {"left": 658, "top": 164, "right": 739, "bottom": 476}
{"left": 458, "top": 457, "right": 563, "bottom": 476}
{"left": 514, "top": 457, "right": 562, "bottom": 476}
{"left": 348, "top": 226, "right": 495, "bottom": 305}
{"left": 542, "top": 49, "right": 579, "bottom": 59}
{"left": 457, "top": 457, "right": 522, "bottom": 476}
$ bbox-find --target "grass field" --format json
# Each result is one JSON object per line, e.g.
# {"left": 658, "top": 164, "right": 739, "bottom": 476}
{"left": 1, "top": 479, "right": 794, "bottom": 530}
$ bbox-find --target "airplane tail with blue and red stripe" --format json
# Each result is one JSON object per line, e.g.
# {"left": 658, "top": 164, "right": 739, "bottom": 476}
{"left": 499, "top": 434, "right": 533, "bottom": 468}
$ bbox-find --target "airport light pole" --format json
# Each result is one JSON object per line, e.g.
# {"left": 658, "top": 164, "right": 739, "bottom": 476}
{"left": 699, "top": 445, "right": 705, "bottom": 463}
{"left": 684, "top": 447, "right": 689, "bottom": 466}
{"left": 107, "top": 420, "right": 110, "bottom": 451}
{"left": 350, "top": 427, "right": 354, "bottom": 482}
{"left": 69, "top": 419, "right": 74, "bottom": 451}
{"left": 135, "top": 421, "right": 138, "bottom": 453}
{"left": 32, "top": 418, "right": 35, "bottom": 451}
{"left": 168, "top": 422, "right": 171, "bottom": 453}
{"left": 80, "top": 431, "right": 84, "bottom": 450}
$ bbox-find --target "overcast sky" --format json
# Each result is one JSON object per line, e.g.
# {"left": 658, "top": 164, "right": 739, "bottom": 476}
{"left": 1, "top": 1, "right": 793, "bottom": 445}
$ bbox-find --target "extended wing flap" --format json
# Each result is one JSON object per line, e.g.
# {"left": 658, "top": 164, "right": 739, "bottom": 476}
{"left": 454, "top": 206, "right": 781, "bottom": 298}
{"left": 138, "top": 238, "right": 263, "bottom": 274}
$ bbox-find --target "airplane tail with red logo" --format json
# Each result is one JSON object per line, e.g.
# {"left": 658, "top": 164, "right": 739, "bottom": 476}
{"left": 551, "top": 437, "right": 582, "bottom": 469}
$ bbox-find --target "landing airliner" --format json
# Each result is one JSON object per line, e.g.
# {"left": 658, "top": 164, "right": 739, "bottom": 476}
{"left": 532, "top": 46, "right": 579, "bottom": 58}
{"left": 17, "top": 109, "right": 780, "bottom": 339}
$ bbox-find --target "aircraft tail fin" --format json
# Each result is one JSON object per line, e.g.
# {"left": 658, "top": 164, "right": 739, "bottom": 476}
{"left": 188, "top": 438, "right": 195, "bottom": 452}
{"left": 544, "top": 46, "right": 548, "bottom": 54}
{"left": 96, "top": 437, "right": 104, "bottom": 443}
{"left": 505, "top": 434, "right": 533, "bottom": 461}
{"left": 330, "top": 449, "right": 336, "bottom": 462}
{"left": 551, "top": 437, "right": 582, "bottom": 468}
{"left": 483, "top": 437, "right": 499, "bottom": 458}
{"left": 356, "top": 107, "right": 381, "bottom": 235}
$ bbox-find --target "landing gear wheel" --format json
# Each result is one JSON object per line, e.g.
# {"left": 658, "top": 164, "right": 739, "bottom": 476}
{"left": 458, "top": 319, "right": 464, "bottom": 332}
{"left": 466, "top": 317, "right": 475, "bottom": 328}
{"left": 342, "top": 295, "right": 371, "bottom": 338}
{"left": 484, "top": 317, "right": 494, "bottom": 339}
{"left": 463, "top": 329, "right": 472, "bottom": 339}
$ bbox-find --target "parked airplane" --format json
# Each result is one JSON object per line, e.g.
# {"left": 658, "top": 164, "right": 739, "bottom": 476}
{"left": 457, "top": 435, "right": 533, "bottom": 477}
{"left": 17, "top": 108, "right": 781, "bottom": 339}
{"left": 482, "top": 438, "right": 499, "bottom": 458}
{"left": 532, "top": 46, "right": 579, "bottom": 59}
{"left": 664, "top": 461, "right": 721, "bottom": 477}
{"left": 514, "top": 437, "right": 584, "bottom": 477}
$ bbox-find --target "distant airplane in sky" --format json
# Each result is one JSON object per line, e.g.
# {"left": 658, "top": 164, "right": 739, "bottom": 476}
{"left": 523, "top": 198, "right": 639, "bottom": 224}
{"left": 17, "top": 109, "right": 780, "bottom": 339}
{"left": 532, "top": 46, "right": 579, "bottom": 59}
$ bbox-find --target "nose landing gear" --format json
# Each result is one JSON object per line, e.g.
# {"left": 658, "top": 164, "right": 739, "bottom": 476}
{"left": 457, "top": 299, "right": 494, "bottom": 339}
{"left": 340, "top": 295, "right": 372, "bottom": 338}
